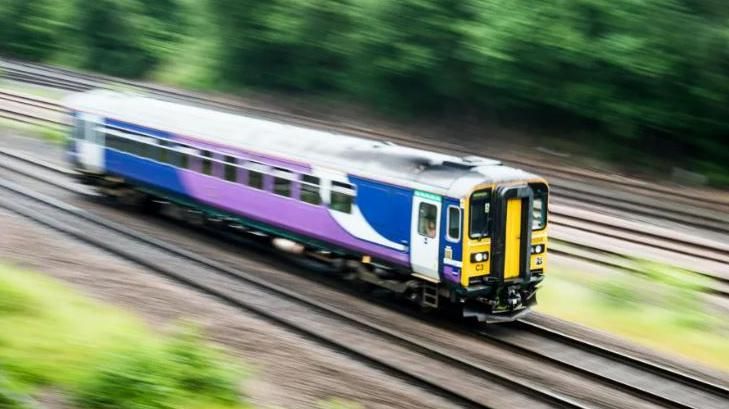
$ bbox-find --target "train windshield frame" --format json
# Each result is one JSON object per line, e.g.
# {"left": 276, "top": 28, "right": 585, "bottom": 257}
{"left": 469, "top": 189, "right": 492, "bottom": 239}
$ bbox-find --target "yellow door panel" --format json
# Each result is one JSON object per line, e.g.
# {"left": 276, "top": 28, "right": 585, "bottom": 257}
{"left": 504, "top": 198, "right": 522, "bottom": 279}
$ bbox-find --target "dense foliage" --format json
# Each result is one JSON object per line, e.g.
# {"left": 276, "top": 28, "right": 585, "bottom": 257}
{"left": 2, "top": 0, "right": 729, "bottom": 180}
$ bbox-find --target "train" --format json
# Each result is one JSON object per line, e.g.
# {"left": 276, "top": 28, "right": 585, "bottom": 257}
{"left": 63, "top": 90, "right": 549, "bottom": 323}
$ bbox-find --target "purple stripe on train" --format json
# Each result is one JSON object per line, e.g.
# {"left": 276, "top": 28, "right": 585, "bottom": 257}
{"left": 172, "top": 134, "right": 411, "bottom": 267}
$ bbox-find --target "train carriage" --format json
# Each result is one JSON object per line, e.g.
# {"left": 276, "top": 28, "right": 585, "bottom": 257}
{"left": 64, "top": 90, "right": 548, "bottom": 322}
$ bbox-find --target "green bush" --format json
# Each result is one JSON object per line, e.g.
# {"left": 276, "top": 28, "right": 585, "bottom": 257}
{"left": 3, "top": 0, "right": 729, "bottom": 182}
{"left": 208, "top": 0, "right": 729, "bottom": 179}
{"left": 73, "top": 327, "right": 243, "bottom": 409}
{"left": 0, "top": 0, "right": 62, "bottom": 61}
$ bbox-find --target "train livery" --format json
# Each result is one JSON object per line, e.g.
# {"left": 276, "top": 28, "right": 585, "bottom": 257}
{"left": 64, "top": 90, "right": 548, "bottom": 322}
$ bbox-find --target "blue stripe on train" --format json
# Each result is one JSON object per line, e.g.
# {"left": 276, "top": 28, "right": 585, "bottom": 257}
{"left": 349, "top": 175, "right": 412, "bottom": 246}
{"left": 105, "top": 149, "right": 187, "bottom": 195}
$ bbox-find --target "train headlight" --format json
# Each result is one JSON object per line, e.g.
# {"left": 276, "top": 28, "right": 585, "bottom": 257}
{"left": 531, "top": 244, "right": 545, "bottom": 255}
{"left": 470, "top": 252, "right": 489, "bottom": 263}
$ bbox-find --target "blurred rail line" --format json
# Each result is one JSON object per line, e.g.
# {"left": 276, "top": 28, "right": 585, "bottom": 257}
{"left": 475, "top": 319, "right": 729, "bottom": 409}
{"left": 1, "top": 159, "right": 728, "bottom": 409}
{"left": 0, "top": 90, "right": 68, "bottom": 129}
{"left": 2, "top": 62, "right": 729, "bottom": 288}
{"left": 1, "top": 100, "right": 728, "bottom": 296}
{"left": 0, "top": 176, "right": 586, "bottom": 409}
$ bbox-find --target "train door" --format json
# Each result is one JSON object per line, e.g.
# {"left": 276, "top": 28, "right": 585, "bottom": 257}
{"left": 503, "top": 197, "right": 523, "bottom": 279}
{"left": 492, "top": 186, "right": 533, "bottom": 281}
{"left": 410, "top": 191, "right": 441, "bottom": 281}
{"left": 77, "top": 113, "right": 105, "bottom": 173}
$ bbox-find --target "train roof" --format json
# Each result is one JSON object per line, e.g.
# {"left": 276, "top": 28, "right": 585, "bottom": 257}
{"left": 65, "top": 90, "right": 542, "bottom": 198}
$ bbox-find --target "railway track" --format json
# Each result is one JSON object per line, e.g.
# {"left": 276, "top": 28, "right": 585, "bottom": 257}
{"left": 1, "top": 90, "right": 728, "bottom": 290}
{"left": 3, "top": 68, "right": 729, "bottom": 286}
{"left": 2, "top": 131, "right": 728, "bottom": 297}
{"left": 0, "top": 174, "right": 582, "bottom": 409}
{"left": 3, "top": 59, "right": 729, "bottom": 223}
{"left": 0, "top": 90, "right": 68, "bottom": 129}
{"left": 2, "top": 157, "right": 729, "bottom": 409}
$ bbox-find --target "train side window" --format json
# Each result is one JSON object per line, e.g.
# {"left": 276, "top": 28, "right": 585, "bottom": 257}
{"left": 150, "top": 141, "right": 163, "bottom": 162}
{"left": 330, "top": 181, "right": 354, "bottom": 213}
{"left": 175, "top": 145, "right": 191, "bottom": 169}
{"left": 106, "top": 133, "right": 119, "bottom": 150}
{"left": 224, "top": 156, "right": 237, "bottom": 182}
{"left": 418, "top": 202, "right": 438, "bottom": 238}
{"left": 117, "top": 136, "right": 128, "bottom": 152}
{"left": 247, "top": 162, "right": 265, "bottom": 189}
{"left": 201, "top": 151, "right": 212, "bottom": 175}
{"left": 130, "top": 139, "right": 144, "bottom": 157}
{"left": 301, "top": 175, "right": 321, "bottom": 205}
{"left": 159, "top": 140, "right": 170, "bottom": 164}
{"left": 273, "top": 168, "right": 292, "bottom": 197}
{"left": 447, "top": 206, "right": 461, "bottom": 241}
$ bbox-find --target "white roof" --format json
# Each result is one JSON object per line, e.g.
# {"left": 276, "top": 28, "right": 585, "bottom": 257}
{"left": 65, "top": 90, "right": 540, "bottom": 197}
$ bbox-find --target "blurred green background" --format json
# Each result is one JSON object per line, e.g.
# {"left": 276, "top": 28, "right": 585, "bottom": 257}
{"left": 1, "top": 0, "right": 728, "bottom": 184}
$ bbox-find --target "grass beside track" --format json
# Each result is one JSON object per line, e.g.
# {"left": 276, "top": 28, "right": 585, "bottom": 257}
{"left": 537, "top": 261, "right": 729, "bottom": 372}
{"left": 0, "top": 118, "right": 65, "bottom": 145}
{"left": 0, "top": 262, "right": 250, "bottom": 409}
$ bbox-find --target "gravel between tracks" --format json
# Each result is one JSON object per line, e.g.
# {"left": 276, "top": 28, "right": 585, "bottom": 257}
{"left": 0, "top": 209, "right": 463, "bottom": 409}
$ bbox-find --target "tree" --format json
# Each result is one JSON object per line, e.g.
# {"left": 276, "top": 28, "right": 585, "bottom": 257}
{"left": 0, "top": 0, "right": 61, "bottom": 61}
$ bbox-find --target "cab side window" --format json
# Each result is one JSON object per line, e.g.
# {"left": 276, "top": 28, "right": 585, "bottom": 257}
{"left": 418, "top": 203, "right": 438, "bottom": 238}
{"left": 447, "top": 206, "right": 461, "bottom": 241}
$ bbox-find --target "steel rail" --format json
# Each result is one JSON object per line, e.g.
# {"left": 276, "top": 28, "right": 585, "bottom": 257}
{"left": 0, "top": 177, "right": 587, "bottom": 409}
{"left": 515, "top": 320, "right": 729, "bottom": 401}
{"left": 3, "top": 146, "right": 728, "bottom": 297}
{"left": 3, "top": 154, "right": 728, "bottom": 408}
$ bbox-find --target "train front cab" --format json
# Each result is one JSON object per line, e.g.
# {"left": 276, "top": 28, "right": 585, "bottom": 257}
{"left": 459, "top": 181, "right": 548, "bottom": 322}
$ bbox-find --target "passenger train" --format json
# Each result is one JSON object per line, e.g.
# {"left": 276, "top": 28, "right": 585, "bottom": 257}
{"left": 64, "top": 90, "right": 548, "bottom": 322}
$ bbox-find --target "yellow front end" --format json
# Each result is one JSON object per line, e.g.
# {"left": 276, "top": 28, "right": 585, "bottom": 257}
{"left": 459, "top": 180, "right": 548, "bottom": 308}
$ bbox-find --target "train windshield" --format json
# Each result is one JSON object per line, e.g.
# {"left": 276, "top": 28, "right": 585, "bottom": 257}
{"left": 469, "top": 189, "right": 491, "bottom": 239}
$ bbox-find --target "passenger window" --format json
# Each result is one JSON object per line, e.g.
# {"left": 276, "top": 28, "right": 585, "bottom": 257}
{"left": 150, "top": 142, "right": 163, "bottom": 162}
{"left": 106, "top": 134, "right": 118, "bottom": 150}
{"left": 247, "top": 163, "right": 265, "bottom": 189}
{"left": 159, "top": 140, "right": 169, "bottom": 164}
{"left": 201, "top": 151, "right": 213, "bottom": 175}
{"left": 418, "top": 202, "right": 438, "bottom": 238}
{"left": 273, "top": 169, "right": 292, "bottom": 197}
{"left": 330, "top": 181, "right": 354, "bottom": 213}
{"left": 532, "top": 196, "right": 547, "bottom": 230}
{"left": 301, "top": 175, "right": 321, "bottom": 205}
{"left": 173, "top": 145, "right": 190, "bottom": 169}
{"left": 447, "top": 206, "right": 461, "bottom": 241}
{"left": 469, "top": 190, "right": 491, "bottom": 239}
{"left": 132, "top": 140, "right": 146, "bottom": 157}
{"left": 224, "top": 156, "right": 237, "bottom": 182}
